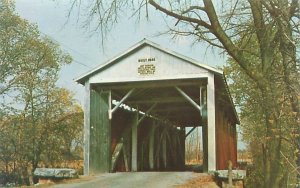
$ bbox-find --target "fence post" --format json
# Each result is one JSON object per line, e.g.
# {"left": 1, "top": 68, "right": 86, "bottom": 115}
{"left": 228, "top": 160, "right": 233, "bottom": 188}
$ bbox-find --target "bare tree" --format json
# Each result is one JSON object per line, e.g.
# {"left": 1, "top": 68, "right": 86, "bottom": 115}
{"left": 70, "top": 0, "right": 299, "bottom": 187}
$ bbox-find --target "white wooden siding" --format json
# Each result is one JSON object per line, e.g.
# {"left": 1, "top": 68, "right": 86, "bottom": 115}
{"left": 89, "top": 46, "right": 209, "bottom": 84}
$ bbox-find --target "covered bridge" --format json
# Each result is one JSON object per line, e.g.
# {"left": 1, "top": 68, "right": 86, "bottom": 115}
{"left": 76, "top": 39, "right": 239, "bottom": 175}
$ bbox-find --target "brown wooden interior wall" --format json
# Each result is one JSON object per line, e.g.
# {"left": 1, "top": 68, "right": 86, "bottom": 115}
{"left": 111, "top": 109, "right": 185, "bottom": 172}
{"left": 111, "top": 110, "right": 134, "bottom": 171}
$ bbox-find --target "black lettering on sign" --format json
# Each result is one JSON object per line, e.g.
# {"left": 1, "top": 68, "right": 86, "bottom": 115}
{"left": 138, "top": 58, "right": 147, "bottom": 62}
{"left": 138, "top": 57, "right": 156, "bottom": 63}
{"left": 138, "top": 64, "right": 156, "bottom": 75}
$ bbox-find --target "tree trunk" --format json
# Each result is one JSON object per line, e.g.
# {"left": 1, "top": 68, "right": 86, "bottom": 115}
{"left": 259, "top": 85, "right": 283, "bottom": 188}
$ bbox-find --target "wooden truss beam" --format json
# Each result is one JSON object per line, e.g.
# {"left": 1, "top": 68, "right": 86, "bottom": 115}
{"left": 175, "top": 86, "right": 202, "bottom": 115}
{"left": 109, "top": 88, "right": 135, "bottom": 119}
{"left": 111, "top": 142, "right": 123, "bottom": 172}
{"left": 94, "top": 79, "right": 207, "bottom": 90}
{"left": 138, "top": 103, "right": 157, "bottom": 125}
{"left": 126, "top": 96, "right": 199, "bottom": 105}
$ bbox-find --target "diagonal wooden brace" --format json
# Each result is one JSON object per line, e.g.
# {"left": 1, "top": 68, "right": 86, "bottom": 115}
{"left": 175, "top": 86, "right": 202, "bottom": 115}
{"left": 109, "top": 88, "right": 135, "bottom": 119}
{"left": 138, "top": 103, "right": 157, "bottom": 125}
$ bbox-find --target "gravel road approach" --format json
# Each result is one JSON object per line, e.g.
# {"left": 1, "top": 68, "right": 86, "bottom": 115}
{"left": 51, "top": 172, "right": 200, "bottom": 188}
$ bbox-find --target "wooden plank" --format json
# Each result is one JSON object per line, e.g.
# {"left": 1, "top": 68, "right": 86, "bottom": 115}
{"left": 110, "top": 88, "right": 135, "bottom": 116}
{"left": 122, "top": 144, "right": 129, "bottom": 171}
{"left": 175, "top": 86, "right": 202, "bottom": 113}
{"left": 202, "top": 125, "right": 208, "bottom": 172}
{"left": 141, "top": 142, "right": 145, "bottom": 170}
{"left": 162, "top": 131, "right": 167, "bottom": 169}
{"left": 176, "top": 129, "right": 184, "bottom": 169}
{"left": 138, "top": 103, "right": 157, "bottom": 125}
{"left": 111, "top": 142, "right": 123, "bottom": 172}
{"left": 131, "top": 111, "right": 138, "bottom": 171}
{"left": 207, "top": 73, "right": 216, "bottom": 171}
{"left": 100, "top": 91, "right": 112, "bottom": 173}
{"left": 155, "top": 128, "right": 162, "bottom": 170}
{"left": 93, "top": 79, "right": 207, "bottom": 90}
{"left": 126, "top": 96, "right": 199, "bottom": 104}
{"left": 89, "top": 89, "right": 101, "bottom": 174}
{"left": 149, "top": 124, "right": 155, "bottom": 170}
{"left": 177, "top": 127, "right": 186, "bottom": 169}
{"left": 88, "top": 43, "right": 212, "bottom": 84}
{"left": 89, "top": 90, "right": 112, "bottom": 174}
{"left": 152, "top": 105, "right": 197, "bottom": 113}
{"left": 121, "top": 124, "right": 131, "bottom": 172}
{"left": 200, "top": 86, "right": 208, "bottom": 122}
{"left": 170, "top": 131, "right": 178, "bottom": 168}
{"left": 232, "top": 124, "right": 238, "bottom": 167}
{"left": 165, "top": 129, "right": 178, "bottom": 169}
{"left": 83, "top": 81, "right": 90, "bottom": 175}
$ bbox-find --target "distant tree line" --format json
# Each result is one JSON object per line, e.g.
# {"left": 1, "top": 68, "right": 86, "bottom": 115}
{"left": 185, "top": 127, "right": 202, "bottom": 164}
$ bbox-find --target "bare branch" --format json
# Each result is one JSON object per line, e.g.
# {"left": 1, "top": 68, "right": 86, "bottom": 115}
{"left": 148, "top": 0, "right": 211, "bottom": 29}
{"left": 248, "top": 0, "right": 265, "bottom": 43}
{"left": 289, "top": 0, "right": 299, "bottom": 17}
{"left": 181, "top": 6, "right": 206, "bottom": 14}
{"left": 202, "top": 0, "right": 265, "bottom": 86}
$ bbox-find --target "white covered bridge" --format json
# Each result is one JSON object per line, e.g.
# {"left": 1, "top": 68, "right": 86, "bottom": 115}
{"left": 75, "top": 39, "right": 239, "bottom": 175}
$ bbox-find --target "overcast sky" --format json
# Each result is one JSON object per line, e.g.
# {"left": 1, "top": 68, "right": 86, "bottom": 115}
{"left": 15, "top": 0, "right": 226, "bottom": 103}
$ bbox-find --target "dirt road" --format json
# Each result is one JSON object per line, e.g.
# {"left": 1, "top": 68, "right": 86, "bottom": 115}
{"left": 51, "top": 172, "right": 204, "bottom": 188}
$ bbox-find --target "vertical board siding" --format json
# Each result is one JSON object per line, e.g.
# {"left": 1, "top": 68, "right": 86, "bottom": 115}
{"left": 215, "top": 96, "right": 238, "bottom": 169}
{"left": 100, "top": 91, "right": 112, "bottom": 172}
{"left": 230, "top": 124, "right": 238, "bottom": 167}
{"left": 89, "top": 90, "right": 111, "bottom": 173}
{"left": 89, "top": 89, "right": 101, "bottom": 174}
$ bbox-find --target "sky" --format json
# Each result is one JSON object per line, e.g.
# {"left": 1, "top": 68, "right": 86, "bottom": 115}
{"left": 14, "top": 0, "right": 245, "bottom": 149}
{"left": 15, "top": 0, "right": 226, "bottom": 104}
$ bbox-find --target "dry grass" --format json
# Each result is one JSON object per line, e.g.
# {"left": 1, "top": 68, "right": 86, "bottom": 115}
{"left": 175, "top": 174, "right": 219, "bottom": 188}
